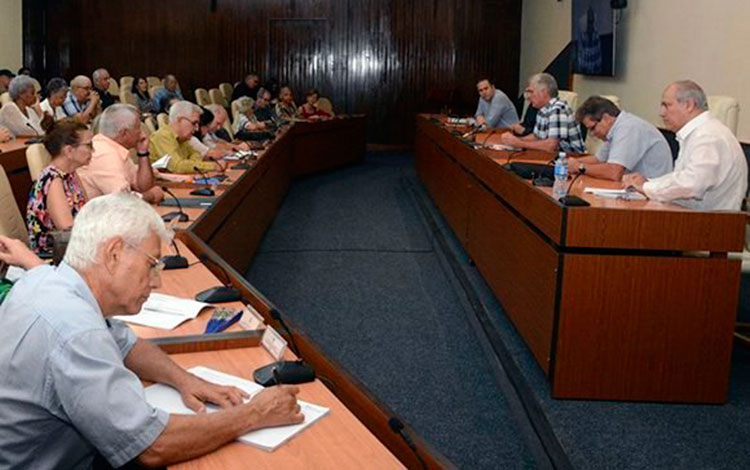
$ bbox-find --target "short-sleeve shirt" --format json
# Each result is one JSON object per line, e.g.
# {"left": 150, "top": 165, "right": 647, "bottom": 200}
{"left": 77, "top": 134, "right": 139, "bottom": 199}
{"left": 40, "top": 98, "right": 67, "bottom": 121}
{"left": 62, "top": 92, "right": 90, "bottom": 118}
{"left": 474, "top": 89, "right": 519, "bottom": 129}
{"left": 26, "top": 165, "right": 88, "bottom": 256}
{"left": 595, "top": 111, "right": 673, "bottom": 179}
{"left": 533, "top": 97, "right": 586, "bottom": 154}
{"left": 149, "top": 125, "right": 215, "bottom": 173}
{"left": 0, "top": 101, "right": 44, "bottom": 136}
{"left": 0, "top": 263, "right": 169, "bottom": 469}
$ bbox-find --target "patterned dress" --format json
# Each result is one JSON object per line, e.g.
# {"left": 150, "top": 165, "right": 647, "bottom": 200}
{"left": 26, "top": 165, "right": 87, "bottom": 256}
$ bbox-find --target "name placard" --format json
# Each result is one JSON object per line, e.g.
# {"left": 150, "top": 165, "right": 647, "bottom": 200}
{"left": 261, "top": 326, "right": 287, "bottom": 361}
{"left": 239, "top": 304, "right": 265, "bottom": 331}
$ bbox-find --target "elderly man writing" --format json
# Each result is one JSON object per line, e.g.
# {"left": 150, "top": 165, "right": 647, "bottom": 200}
{"left": 77, "top": 103, "right": 164, "bottom": 203}
{"left": 623, "top": 80, "right": 747, "bottom": 210}
{"left": 0, "top": 193, "right": 303, "bottom": 468}
{"left": 149, "top": 101, "right": 226, "bottom": 174}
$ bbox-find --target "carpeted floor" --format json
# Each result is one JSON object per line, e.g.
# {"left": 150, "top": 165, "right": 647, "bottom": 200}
{"left": 246, "top": 151, "right": 750, "bottom": 469}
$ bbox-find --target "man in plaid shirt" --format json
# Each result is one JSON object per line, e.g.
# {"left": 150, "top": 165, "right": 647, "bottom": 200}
{"left": 500, "top": 73, "right": 586, "bottom": 154}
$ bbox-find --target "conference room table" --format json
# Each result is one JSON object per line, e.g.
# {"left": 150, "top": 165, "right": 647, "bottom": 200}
{"left": 415, "top": 114, "right": 746, "bottom": 404}
{"left": 0, "top": 136, "right": 34, "bottom": 213}
{"left": 128, "top": 116, "right": 453, "bottom": 469}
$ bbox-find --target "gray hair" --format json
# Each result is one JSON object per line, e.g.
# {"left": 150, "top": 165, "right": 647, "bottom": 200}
{"left": 64, "top": 192, "right": 171, "bottom": 271}
{"left": 235, "top": 97, "right": 254, "bottom": 115}
{"left": 92, "top": 68, "right": 109, "bottom": 84}
{"left": 206, "top": 103, "right": 226, "bottom": 118}
{"left": 98, "top": 103, "right": 140, "bottom": 138}
{"left": 70, "top": 75, "right": 91, "bottom": 89}
{"left": 168, "top": 100, "right": 201, "bottom": 124}
{"left": 529, "top": 73, "right": 559, "bottom": 98}
{"left": 8, "top": 75, "right": 36, "bottom": 101}
{"left": 672, "top": 80, "right": 708, "bottom": 111}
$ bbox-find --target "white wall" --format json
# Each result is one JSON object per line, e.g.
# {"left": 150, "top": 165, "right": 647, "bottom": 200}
{"left": 520, "top": 0, "right": 750, "bottom": 141}
{"left": 0, "top": 0, "right": 23, "bottom": 71}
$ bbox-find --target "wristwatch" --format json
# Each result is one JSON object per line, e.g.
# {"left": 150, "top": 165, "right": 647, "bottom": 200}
{"left": 137, "top": 151, "right": 150, "bottom": 158}
{"left": 578, "top": 162, "right": 586, "bottom": 173}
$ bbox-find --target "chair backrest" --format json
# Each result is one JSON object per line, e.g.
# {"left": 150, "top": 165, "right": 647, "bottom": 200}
{"left": 146, "top": 76, "right": 162, "bottom": 89}
{"left": 219, "top": 83, "right": 234, "bottom": 102}
{"left": 26, "top": 144, "right": 52, "bottom": 181}
{"left": 209, "top": 88, "right": 227, "bottom": 108}
{"left": 195, "top": 88, "right": 211, "bottom": 107}
{"left": 584, "top": 95, "right": 621, "bottom": 156}
{"left": 107, "top": 79, "right": 119, "bottom": 96}
{"left": 144, "top": 116, "right": 158, "bottom": 134}
{"left": 0, "top": 92, "right": 10, "bottom": 107}
{"left": 119, "top": 89, "right": 137, "bottom": 107}
{"left": 120, "top": 76, "right": 134, "bottom": 91}
{"left": 558, "top": 90, "right": 579, "bottom": 111}
{"left": 231, "top": 97, "right": 252, "bottom": 124}
{"left": 707, "top": 95, "right": 740, "bottom": 136}
{"left": 157, "top": 113, "right": 169, "bottom": 129}
{"left": 316, "top": 97, "right": 334, "bottom": 115}
{"left": 0, "top": 165, "right": 29, "bottom": 243}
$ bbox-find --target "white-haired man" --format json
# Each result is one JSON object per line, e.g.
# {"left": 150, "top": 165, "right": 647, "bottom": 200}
{"left": 623, "top": 80, "right": 747, "bottom": 210}
{"left": 500, "top": 73, "right": 585, "bottom": 154}
{"left": 62, "top": 75, "right": 101, "bottom": 124}
{"left": 0, "top": 194, "right": 303, "bottom": 468}
{"left": 77, "top": 104, "right": 164, "bottom": 203}
{"left": 92, "top": 68, "right": 117, "bottom": 110}
{"left": 149, "top": 101, "right": 225, "bottom": 174}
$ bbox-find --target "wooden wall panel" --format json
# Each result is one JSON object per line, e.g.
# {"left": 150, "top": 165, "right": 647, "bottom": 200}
{"left": 23, "top": 0, "right": 522, "bottom": 144}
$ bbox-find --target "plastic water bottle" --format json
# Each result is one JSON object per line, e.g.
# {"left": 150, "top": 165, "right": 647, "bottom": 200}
{"left": 553, "top": 152, "right": 568, "bottom": 200}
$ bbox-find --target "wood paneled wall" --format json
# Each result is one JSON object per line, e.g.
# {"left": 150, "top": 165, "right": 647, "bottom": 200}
{"left": 23, "top": 0, "right": 522, "bottom": 144}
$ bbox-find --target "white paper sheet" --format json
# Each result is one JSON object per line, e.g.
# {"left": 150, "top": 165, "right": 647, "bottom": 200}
{"left": 145, "top": 366, "right": 329, "bottom": 452}
{"left": 113, "top": 292, "right": 211, "bottom": 330}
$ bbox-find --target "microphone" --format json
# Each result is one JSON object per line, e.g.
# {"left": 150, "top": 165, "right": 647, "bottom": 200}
{"left": 194, "top": 253, "right": 242, "bottom": 303}
{"left": 190, "top": 166, "right": 216, "bottom": 197}
{"left": 531, "top": 156, "right": 557, "bottom": 187}
{"left": 160, "top": 186, "right": 189, "bottom": 222}
{"left": 253, "top": 307, "right": 315, "bottom": 386}
{"left": 558, "top": 167, "right": 591, "bottom": 206}
{"left": 26, "top": 123, "right": 43, "bottom": 144}
{"left": 388, "top": 417, "right": 427, "bottom": 470}
{"left": 162, "top": 239, "right": 189, "bottom": 270}
{"left": 461, "top": 124, "right": 485, "bottom": 140}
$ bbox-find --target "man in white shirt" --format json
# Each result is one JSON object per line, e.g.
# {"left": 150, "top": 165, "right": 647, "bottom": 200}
{"left": 623, "top": 80, "right": 747, "bottom": 211}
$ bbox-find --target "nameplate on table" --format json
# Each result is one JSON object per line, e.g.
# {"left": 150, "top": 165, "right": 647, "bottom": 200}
{"left": 240, "top": 304, "right": 265, "bottom": 331}
{"left": 261, "top": 326, "right": 287, "bottom": 361}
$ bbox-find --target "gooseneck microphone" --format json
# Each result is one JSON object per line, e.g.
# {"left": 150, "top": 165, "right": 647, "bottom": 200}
{"left": 190, "top": 166, "right": 215, "bottom": 197}
{"left": 253, "top": 307, "right": 315, "bottom": 387}
{"left": 160, "top": 186, "right": 189, "bottom": 222}
{"left": 162, "top": 239, "right": 189, "bottom": 270}
{"left": 194, "top": 253, "right": 242, "bottom": 304}
{"left": 558, "top": 167, "right": 591, "bottom": 206}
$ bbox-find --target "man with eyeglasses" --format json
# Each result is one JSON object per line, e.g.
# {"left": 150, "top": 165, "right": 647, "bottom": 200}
{"left": 62, "top": 75, "right": 101, "bottom": 124}
{"left": 149, "top": 101, "right": 226, "bottom": 173}
{"left": 568, "top": 95, "right": 672, "bottom": 181}
{"left": 0, "top": 194, "right": 303, "bottom": 468}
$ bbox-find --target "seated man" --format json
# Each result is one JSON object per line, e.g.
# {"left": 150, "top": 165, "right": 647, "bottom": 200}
{"left": 188, "top": 107, "right": 231, "bottom": 161}
{"left": 623, "top": 80, "right": 747, "bottom": 210}
{"left": 0, "top": 194, "right": 303, "bottom": 468}
{"left": 231, "top": 73, "right": 261, "bottom": 102}
{"left": 253, "top": 87, "right": 275, "bottom": 123}
{"left": 92, "top": 68, "right": 117, "bottom": 110}
{"left": 149, "top": 101, "right": 225, "bottom": 173}
{"left": 77, "top": 103, "right": 164, "bottom": 203}
{"left": 203, "top": 104, "right": 249, "bottom": 151}
{"left": 62, "top": 75, "right": 100, "bottom": 124}
{"left": 151, "top": 74, "right": 184, "bottom": 114}
{"left": 474, "top": 78, "right": 518, "bottom": 129}
{"left": 500, "top": 73, "right": 585, "bottom": 154}
{"left": 568, "top": 96, "right": 673, "bottom": 181}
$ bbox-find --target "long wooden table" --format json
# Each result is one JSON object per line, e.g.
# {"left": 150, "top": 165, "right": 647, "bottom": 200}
{"left": 134, "top": 116, "right": 453, "bottom": 469}
{"left": 415, "top": 114, "right": 746, "bottom": 404}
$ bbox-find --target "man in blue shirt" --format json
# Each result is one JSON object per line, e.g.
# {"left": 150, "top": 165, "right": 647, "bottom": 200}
{"left": 152, "top": 74, "right": 185, "bottom": 113}
{"left": 0, "top": 193, "right": 303, "bottom": 469}
{"left": 474, "top": 78, "right": 519, "bottom": 129}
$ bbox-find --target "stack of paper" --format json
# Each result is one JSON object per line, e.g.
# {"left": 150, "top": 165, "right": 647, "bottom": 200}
{"left": 114, "top": 292, "right": 211, "bottom": 329}
{"left": 151, "top": 154, "right": 172, "bottom": 170}
{"left": 145, "top": 366, "right": 330, "bottom": 451}
{"left": 583, "top": 187, "right": 647, "bottom": 201}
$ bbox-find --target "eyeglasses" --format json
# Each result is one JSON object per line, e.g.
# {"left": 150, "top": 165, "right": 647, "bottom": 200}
{"left": 584, "top": 119, "right": 601, "bottom": 132}
{"left": 125, "top": 242, "right": 165, "bottom": 278}
{"left": 179, "top": 116, "right": 200, "bottom": 128}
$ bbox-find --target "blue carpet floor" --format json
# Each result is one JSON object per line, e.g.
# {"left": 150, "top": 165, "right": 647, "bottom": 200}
{"left": 246, "top": 151, "right": 750, "bottom": 469}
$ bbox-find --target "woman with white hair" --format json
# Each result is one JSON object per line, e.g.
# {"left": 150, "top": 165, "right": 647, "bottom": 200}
{"left": 0, "top": 75, "right": 45, "bottom": 137}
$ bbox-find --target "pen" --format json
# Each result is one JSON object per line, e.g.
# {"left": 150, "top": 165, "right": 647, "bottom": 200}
{"left": 273, "top": 366, "right": 282, "bottom": 385}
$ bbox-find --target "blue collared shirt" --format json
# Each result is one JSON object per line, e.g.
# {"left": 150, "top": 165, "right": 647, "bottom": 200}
{"left": 151, "top": 88, "right": 185, "bottom": 113}
{"left": 474, "top": 89, "right": 519, "bottom": 129}
{"left": 62, "top": 91, "right": 87, "bottom": 117}
{"left": 0, "top": 263, "right": 168, "bottom": 469}
{"left": 597, "top": 111, "right": 673, "bottom": 179}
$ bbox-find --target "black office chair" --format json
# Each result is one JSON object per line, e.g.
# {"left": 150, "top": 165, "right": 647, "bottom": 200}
{"left": 658, "top": 128, "right": 680, "bottom": 161}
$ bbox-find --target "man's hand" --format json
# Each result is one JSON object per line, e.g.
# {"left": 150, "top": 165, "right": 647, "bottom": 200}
{"left": 0, "top": 235, "right": 44, "bottom": 270}
{"left": 475, "top": 115, "right": 487, "bottom": 126}
{"left": 136, "top": 129, "right": 150, "bottom": 155}
{"left": 214, "top": 159, "right": 228, "bottom": 172}
{"left": 510, "top": 123, "right": 525, "bottom": 135}
{"left": 0, "top": 126, "right": 12, "bottom": 143}
{"left": 179, "top": 376, "right": 249, "bottom": 413}
{"left": 233, "top": 141, "right": 250, "bottom": 152}
{"left": 567, "top": 157, "right": 580, "bottom": 175}
{"left": 247, "top": 385, "right": 304, "bottom": 430}
{"left": 89, "top": 91, "right": 101, "bottom": 106}
{"left": 622, "top": 172, "right": 647, "bottom": 192}
{"left": 499, "top": 132, "right": 521, "bottom": 147}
